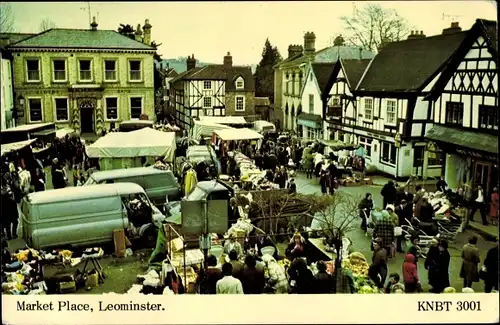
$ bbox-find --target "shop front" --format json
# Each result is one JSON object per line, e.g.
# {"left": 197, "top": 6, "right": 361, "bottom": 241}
{"left": 297, "top": 112, "right": 323, "bottom": 140}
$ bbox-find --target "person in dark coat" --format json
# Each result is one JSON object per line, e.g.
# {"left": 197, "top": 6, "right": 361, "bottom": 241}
{"left": 482, "top": 242, "right": 499, "bottom": 293}
{"left": 287, "top": 178, "right": 297, "bottom": 195}
{"left": 1, "top": 184, "right": 18, "bottom": 240}
{"left": 436, "top": 177, "right": 448, "bottom": 193}
{"left": 285, "top": 233, "right": 306, "bottom": 261}
{"left": 369, "top": 238, "right": 388, "bottom": 288}
{"left": 358, "top": 193, "right": 373, "bottom": 233}
{"left": 241, "top": 255, "right": 265, "bottom": 294}
{"left": 319, "top": 170, "right": 329, "bottom": 195}
{"left": 381, "top": 181, "right": 397, "bottom": 209}
{"left": 33, "top": 168, "right": 46, "bottom": 192}
{"left": 228, "top": 250, "right": 245, "bottom": 281}
{"left": 51, "top": 158, "right": 66, "bottom": 189}
{"left": 469, "top": 185, "right": 488, "bottom": 225}
{"left": 288, "top": 258, "right": 316, "bottom": 294}
{"left": 200, "top": 255, "right": 222, "bottom": 294}
{"left": 460, "top": 235, "right": 480, "bottom": 289}
{"left": 314, "top": 261, "right": 334, "bottom": 293}
{"left": 419, "top": 198, "right": 435, "bottom": 223}
{"left": 395, "top": 187, "right": 407, "bottom": 206}
{"left": 425, "top": 238, "right": 450, "bottom": 293}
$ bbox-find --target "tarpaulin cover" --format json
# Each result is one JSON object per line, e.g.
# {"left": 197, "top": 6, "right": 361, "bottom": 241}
{"left": 86, "top": 128, "right": 176, "bottom": 161}
{"left": 190, "top": 120, "right": 234, "bottom": 140}
{"left": 198, "top": 116, "right": 247, "bottom": 125}
{"left": 1, "top": 139, "right": 37, "bottom": 156}
{"left": 214, "top": 128, "right": 263, "bottom": 141}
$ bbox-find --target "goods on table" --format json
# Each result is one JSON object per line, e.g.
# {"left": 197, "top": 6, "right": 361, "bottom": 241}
{"left": 341, "top": 252, "right": 369, "bottom": 276}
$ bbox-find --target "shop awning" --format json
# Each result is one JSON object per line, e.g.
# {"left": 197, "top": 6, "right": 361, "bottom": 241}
{"left": 199, "top": 116, "right": 248, "bottom": 125}
{"left": 425, "top": 125, "right": 498, "bottom": 154}
{"left": 297, "top": 112, "right": 322, "bottom": 129}
{"left": 1, "top": 139, "right": 37, "bottom": 156}
{"left": 319, "top": 139, "right": 360, "bottom": 151}
{"left": 32, "top": 129, "right": 56, "bottom": 137}
{"left": 214, "top": 128, "right": 263, "bottom": 141}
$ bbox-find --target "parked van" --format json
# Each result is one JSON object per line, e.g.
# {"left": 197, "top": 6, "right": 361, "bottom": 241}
{"left": 21, "top": 183, "right": 165, "bottom": 250}
{"left": 84, "top": 167, "right": 181, "bottom": 206}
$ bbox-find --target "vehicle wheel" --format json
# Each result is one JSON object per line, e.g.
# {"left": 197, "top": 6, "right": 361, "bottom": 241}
{"left": 142, "top": 227, "right": 157, "bottom": 248}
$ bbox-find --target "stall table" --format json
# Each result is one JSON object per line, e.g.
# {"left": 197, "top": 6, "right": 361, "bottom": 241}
{"left": 308, "top": 238, "right": 336, "bottom": 262}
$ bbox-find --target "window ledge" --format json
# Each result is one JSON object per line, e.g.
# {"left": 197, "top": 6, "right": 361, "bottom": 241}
{"left": 25, "top": 80, "right": 41, "bottom": 84}
{"left": 52, "top": 80, "right": 68, "bottom": 84}
{"left": 77, "top": 80, "right": 94, "bottom": 84}
{"left": 128, "top": 80, "right": 144, "bottom": 83}
{"left": 54, "top": 120, "right": 70, "bottom": 123}
{"left": 103, "top": 80, "right": 119, "bottom": 83}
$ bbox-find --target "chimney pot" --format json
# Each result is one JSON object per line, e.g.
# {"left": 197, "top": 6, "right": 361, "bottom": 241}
{"left": 223, "top": 52, "right": 233, "bottom": 67}
{"left": 142, "top": 19, "right": 152, "bottom": 45}
{"left": 90, "top": 16, "right": 98, "bottom": 31}
{"left": 187, "top": 54, "right": 196, "bottom": 71}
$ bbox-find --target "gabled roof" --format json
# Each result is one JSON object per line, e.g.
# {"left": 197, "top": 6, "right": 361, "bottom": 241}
{"left": 357, "top": 31, "right": 467, "bottom": 92}
{"left": 165, "top": 68, "right": 179, "bottom": 78}
{"left": 8, "top": 29, "right": 154, "bottom": 50}
{"left": 341, "top": 59, "right": 371, "bottom": 89}
{"left": 478, "top": 19, "right": 497, "bottom": 53}
{"left": 311, "top": 63, "right": 335, "bottom": 93}
{"left": 0, "top": 33, "right": 36, "bottom": 47}
{"left": 172, "top": 64, "right": 255, "bottom": 92}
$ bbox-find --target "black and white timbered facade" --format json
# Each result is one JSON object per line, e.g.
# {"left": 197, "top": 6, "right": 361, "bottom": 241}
{"left": 424, "top": 19, "right": 498, "bottom": 194}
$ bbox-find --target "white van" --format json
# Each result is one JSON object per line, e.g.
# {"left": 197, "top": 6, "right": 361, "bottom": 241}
{"left": 21, "top": 183, "right": 165, "bottom": 250}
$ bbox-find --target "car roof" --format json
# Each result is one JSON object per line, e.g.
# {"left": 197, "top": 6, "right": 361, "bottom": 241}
{"left": 89, "top": 167, "right": 172, "bottom": 181}
{"left": 26, "top": 183, "right": 145, "bottom": 204}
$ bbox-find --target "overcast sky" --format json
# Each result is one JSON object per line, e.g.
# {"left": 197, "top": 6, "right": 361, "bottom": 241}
{"left": 7, "top": 1, "right": 498, "bottom": 65}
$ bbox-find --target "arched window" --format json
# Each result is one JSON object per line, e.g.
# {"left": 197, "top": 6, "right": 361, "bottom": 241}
{"left": 235, "top": 76, "right": 244, "bottom": 89}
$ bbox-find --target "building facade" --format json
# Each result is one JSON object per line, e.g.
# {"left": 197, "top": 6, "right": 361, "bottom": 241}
{"left": 170, "top": 52, "right": 255, "bottom": 131}
{"left": 273, "top": 33, "right": 375, "bottom": 133}
{"left": 0, "top": 48, "right": 15, "bottom": 130}
{"left": 8, "top": 18, "right": 156, "bottom": 135}
{"left": 424, "top": 19, "right": 498, "bottom": 194}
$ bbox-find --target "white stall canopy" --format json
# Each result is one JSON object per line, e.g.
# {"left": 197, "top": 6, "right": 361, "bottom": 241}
{"left": 86, "top": 128, "right": 176, "bottom": 161}
{"left": 190, "top": 120, "right": 234, "bottom": 140}
{"left": 199, "top": 116, "right": 247, "bottom": 125}
{"left": 214, "top": 128, "right": 263, "bottom": 141}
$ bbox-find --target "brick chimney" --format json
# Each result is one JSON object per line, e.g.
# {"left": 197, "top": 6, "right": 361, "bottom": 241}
{"left": 442, "top": 22, "right": 462, "bottom": 35}
{"left": 90, "top": 16, "right": 98, "bottom": 31}
{"left": 143, "top": 19, "right": 152, "bottom": 45}
{"left": 287, "top": 44, "right": 303, "bottom": 58}
{"left": 304, "top": 32, "right": 316, "bottom": 55}
{"left": 223, "top": 52, "right": 232, "bottom": 67}
{"left": 407, "top": 30, "right": 426, "bottom": 40}
{"left": 186, "top": 54, "right": 196, "bottom": 71}
{"left": 135, "top": 24, "right": 143, "bottom": 42}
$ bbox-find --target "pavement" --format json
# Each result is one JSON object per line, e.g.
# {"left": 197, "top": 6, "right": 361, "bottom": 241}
{"left": 6, "top": 166, "right": 498, "bottom": 294}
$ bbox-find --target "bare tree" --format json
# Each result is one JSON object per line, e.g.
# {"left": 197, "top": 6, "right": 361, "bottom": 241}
{"left": 0, "top": 2, "right": 15, "bottom": 33}
{"left": 340, "top": 4, "right": 411, "bottom": 52}
{"left": 39, "top": 19, "right": 57, "bottom": 32}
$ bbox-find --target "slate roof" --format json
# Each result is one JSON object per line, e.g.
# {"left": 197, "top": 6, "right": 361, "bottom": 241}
{"left": 0, "top": 33, "right": 36, "bottom": 47}
{"left": 478, "top": 19, "right": 497, "bottom": 52}
{"left": 311, "top": 63, "right": 335, "bottom": 92}
{"left": 8, "top": 29, "right": 154, "bottom": 50}
{"left": 357, "top": 31, "right": 467, "bottom": 92}
{"left": 341, "top": 59, "right": 372, "bottom": 88}
{"left": 425, "top": 125, "right": 498, "bottom": 154}
{"left": 165, "top": 68, "right": 179, "bottom": 78}
{"left": 173, "top": 64, "right": 255, "bottom": 92}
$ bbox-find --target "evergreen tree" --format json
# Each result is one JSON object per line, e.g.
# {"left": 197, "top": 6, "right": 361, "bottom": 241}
{"left": 254, "top": 38, "right": 282, "bottom": 103}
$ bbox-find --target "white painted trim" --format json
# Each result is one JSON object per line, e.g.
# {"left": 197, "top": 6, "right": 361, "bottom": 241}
{"left": 25, "top": 58, "right": 41, "bottom": 83}
{"left": 355, "top": 56, "right": 375, "bottom": 90}
{"left": 51, "top": 58, "right": 68, "bottom": 83}
{"left": 203, "top": 80, "right": 212, "bottom": 90}
{"left": 78, "top": 58, "right": 94, "bottom": 83}
{"left": 385, "top": 99, "right": 397, "bottom": 125}
{"left": 235, "top": 76, "right": 244, "bottom": 89}
{"left": 128, "top": 59, "right": 143, "bottom": 82}
{"left": 235, "top": 95, "right": 245, "bottom": 111}
{"left": 52, "top": 96, "right": 70, "bottom": 122}
{"left": 203, "top": 96, "right": 212, "bottom": 108}
{"left": 103, "top": 95, "right": 120, "bottom": 121}
{"left": 128, "top": 95, "right": 144, "bottom": 120}
{"left": 362, "top": 97, "right": 374, "bottom": 121}
{"left": 26, "top": 96, "right": 43, "bottom": 123}
{"left": 103, "top": 59, "right": 118, "bottom": 82}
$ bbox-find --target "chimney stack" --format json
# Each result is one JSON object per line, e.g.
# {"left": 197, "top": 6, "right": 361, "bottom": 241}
{"left": 186, "top": 54, "right": 196, "bottom": 71}
{"left": 442, "top": 21, "right": 462, "bottom": 35}
{"left": 287, "top": 44, "right": 303, "bottom": 58}
{"left": 90, "top": 16, "right": 98, "bottom": 31}
{"left": 407, "top": 30, "right": 426, "bottom": 40}
{"left": 143, "top": 19, "right": 152, "bottom": 45}
{"left": 304, "top": 32, "right": 316, "bottom": 55}
{"left": 223, "top": 52, "right": 232, "bottom": 67}
{"left": 135, "top": 24, "right": 143, "bottom": 42}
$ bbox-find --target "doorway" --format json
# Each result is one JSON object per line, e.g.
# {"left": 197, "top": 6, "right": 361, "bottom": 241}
{"left": 413, "top": 146, "right": 424, "bottom": 177}
{"left": 80, "top": 100, "right": 95, "bottom": 133}
{"left": 473, "top": 161, "right": 492, "bottom": 194}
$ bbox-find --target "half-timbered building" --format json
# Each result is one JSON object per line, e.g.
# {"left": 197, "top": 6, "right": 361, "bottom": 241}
{"left": 169, "top": 53, "right": 255, "bottom": 131}
{"left": 298, "top": 62, "right": 335, "bottom": 139}
{"left": 348, "top": 24, "right": 468, "bottom": 179}
{"left": 424, "top": 19, "right": 498, "bottom": 194}
{"left": 322, "top": 58, "right": 371, "bottom": 143}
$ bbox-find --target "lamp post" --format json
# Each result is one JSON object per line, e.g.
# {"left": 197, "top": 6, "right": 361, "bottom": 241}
{"left": 394, "top": 132, "right": 401, "bottom": 180}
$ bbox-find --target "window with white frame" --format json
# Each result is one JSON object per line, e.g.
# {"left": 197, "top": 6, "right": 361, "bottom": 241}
{"left": 26, "top": 59, "right": 40, "bottom": 82}
{"left": 105, "top": 97, "right": 118, "bottom": 120}
{"left": 309, "top": 94, "right": 314, "bottom": 113}
{"left": 52, "top": 60, "right": 66, "bottom": 81}
{"left": 203, "top": 97, "right": 212, "bottom": 108}
{"left": 28, "top": 98, "right": 43, "bottom": 122}
{"left": 129, "top": 60, "right": 142, "bottom": 81}
{"left": 79, "top": 60, "right": 92, "bottom": 81}
{"left": 104, "top": 60, "right": 117, "bottom": 81}
{"left": 54, "top": 98, "right": 69, "bottom": 121}
{"left": 235, "top": 77, "right": 244, "bottom": 89}
{"left": 381, "top": 141, "right": 397, "bottom": 165}
{"left": 235, "top": 96, "right": 245, "bottom": 111}
{"left": 478, "top": 105, "right": 497, "bottom": 130}
{"left": 204, "top": 81, "right": 211, "bottom": 89}
{"left": 130, "top": 97, "right": 142, "bottom": 119}
{"left": 386, "top": 100, "right": 396, "bottom": 124}
{"left": 358, "top": 136, "right": 373, "bottom": 157}
{"left": 205, "top": 109, "right": 213, "bottom": 116}
{"left": 364, "top": 98, "right": 373, "bottom": 119}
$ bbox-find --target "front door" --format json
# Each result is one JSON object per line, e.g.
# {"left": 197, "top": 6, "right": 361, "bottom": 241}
{"left": 473, "top": 162, "right": 491, "bottom": 194}
{"left": 80, "top": 100, "right": 95, "bottom": 133}
{"left": 413, "top": 146, "right": 424, "bottom": 177}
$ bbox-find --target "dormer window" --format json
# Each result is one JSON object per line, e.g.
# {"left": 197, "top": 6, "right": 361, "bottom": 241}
{"left": 235, "top": 76, "right": 244, "bottom": 89}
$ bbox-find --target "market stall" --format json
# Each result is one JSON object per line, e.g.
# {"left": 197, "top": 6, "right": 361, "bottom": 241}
{"left": 85, "top": 128, "right": 176, "bottom": 170}
{"left": 198, "top": 116, "right": 249, "bottom": 128}
{"left": 190, "top": 120, "right": 234, "bottom": 141}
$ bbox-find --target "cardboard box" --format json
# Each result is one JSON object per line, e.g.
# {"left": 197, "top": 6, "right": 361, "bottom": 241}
{"left": 58, "top": 281, "right": 76, "bottom": 294}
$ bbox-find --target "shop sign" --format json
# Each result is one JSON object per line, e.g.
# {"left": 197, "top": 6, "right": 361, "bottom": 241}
{"left": 455, "top": 148, "right": 496, "bottom": 161}
{"left": 366, "top": 132, "right": 386, "bottom": 140}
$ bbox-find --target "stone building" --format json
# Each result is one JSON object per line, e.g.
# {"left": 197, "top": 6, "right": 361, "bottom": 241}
{"left": 7, "top": 18, "right": 156, "bottom": 135}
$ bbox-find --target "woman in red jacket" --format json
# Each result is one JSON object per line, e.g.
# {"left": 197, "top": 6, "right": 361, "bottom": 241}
{"left": 489, "top": 187, "right": 499, "bottom": 226}
{"left": 403, "top": 254, "right": 420, "bottom": 293}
